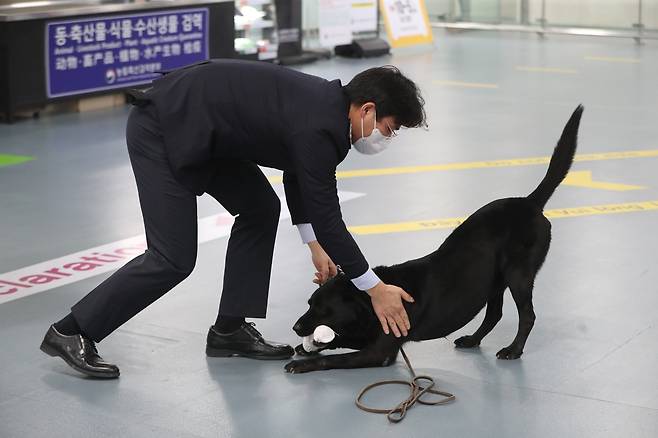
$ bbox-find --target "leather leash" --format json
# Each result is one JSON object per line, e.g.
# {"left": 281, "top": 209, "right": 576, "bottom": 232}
{"left": 355, "top": 348, "right": 456, "bottom": 423}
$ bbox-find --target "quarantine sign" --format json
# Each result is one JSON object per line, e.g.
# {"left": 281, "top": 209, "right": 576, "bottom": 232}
{"left": 46, "top": 8, "right": 209, "bottom": 98}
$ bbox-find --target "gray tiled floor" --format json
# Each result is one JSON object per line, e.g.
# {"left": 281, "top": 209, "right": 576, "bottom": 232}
{"left": 1, "top": 30, "right": 658, "bottom": 437}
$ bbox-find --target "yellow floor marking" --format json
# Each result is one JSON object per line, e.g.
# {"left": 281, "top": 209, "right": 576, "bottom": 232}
{"left": 516, "top": 66, "right": 578, "bottom": 74}
{"left": 433, "top": 80, "right": 499, "bottom": 89}
{"left": 349, "top": 217, "right": 468, "bottom": 235}
{"left": 584, "top": 56, "right": 641, "bottom": 64}
{"left": 347, "top": 200, "right": 658, "bottom": 235}
{"left": 266, "top": 149, "right": 658, "bottom": 184}
{"left": 563, "top": 170, "right": 645, "bottom": 191}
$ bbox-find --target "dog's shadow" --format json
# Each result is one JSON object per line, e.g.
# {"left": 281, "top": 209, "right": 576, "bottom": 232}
{"left": 451, "top": 341, "right": 531, "bottom": 394}
{"left": 453, "top": 345, "right": 483, "bottom": 355}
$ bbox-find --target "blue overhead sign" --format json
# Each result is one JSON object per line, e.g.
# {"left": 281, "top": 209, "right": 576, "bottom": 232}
{"left": 46, "top": 8, "right": 209, "bottom": 98}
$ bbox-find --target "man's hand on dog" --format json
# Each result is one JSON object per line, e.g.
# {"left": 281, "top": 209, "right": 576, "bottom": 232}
{"left": 308, "top": 241, "right": 338, "bottom": 285}
{"left": 306, "top": 241, "right": 414, "bottom": 337}
{"left": 367, "top": 282, "right": 414, "bottom": 337}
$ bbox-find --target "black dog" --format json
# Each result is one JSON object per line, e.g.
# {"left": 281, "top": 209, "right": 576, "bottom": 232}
{"left": 285, "top": 106, "right": 584, "bottom": 374}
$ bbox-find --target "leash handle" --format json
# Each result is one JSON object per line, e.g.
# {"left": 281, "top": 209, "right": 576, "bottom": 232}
{"left": 355, "top": 348, "right": 456, "bottom": 423}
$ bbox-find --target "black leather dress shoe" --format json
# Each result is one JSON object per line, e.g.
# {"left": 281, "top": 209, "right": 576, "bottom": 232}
{"left": 206, "top": 322, "right": 294, "bottom": 360}
{"left": 40, "top": 325, "right": 120, "bottom": 379}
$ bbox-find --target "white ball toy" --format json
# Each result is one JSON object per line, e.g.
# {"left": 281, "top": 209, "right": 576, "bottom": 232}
{"left": 313, "top": 325, "right": 336, "bottom": 344}
{"left": 301, "top": 325, "right": 336, "bottom": 352}
{"left": 302, "top": 335, "right": 316, "bottom": 352}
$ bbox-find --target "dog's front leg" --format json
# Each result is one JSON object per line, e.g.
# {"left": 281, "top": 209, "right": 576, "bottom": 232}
{"left": 455, "top": 290, "right": 505, "bottom": 348}
{"left": 285, "top": 337, "right": 400, "bottom": 374}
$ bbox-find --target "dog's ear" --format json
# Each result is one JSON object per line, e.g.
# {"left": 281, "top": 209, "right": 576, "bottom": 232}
{"left": 347, "top": 292, "right": 379, "bottom": 332}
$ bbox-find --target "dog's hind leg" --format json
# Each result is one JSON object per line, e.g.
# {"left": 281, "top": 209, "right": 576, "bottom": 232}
{"left": 496, "top": 271, "right": 536, "bottom": 360}
{"left": 496, "top": 214, "right": 550, "bottom": 359}
{"left": 454, "top": 287, "right": 505, "bottom": 349}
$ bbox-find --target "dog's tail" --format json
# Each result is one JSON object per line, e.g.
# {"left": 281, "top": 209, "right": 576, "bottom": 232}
{"left": 527, "top": 105, "right": 584, "bottom": 209}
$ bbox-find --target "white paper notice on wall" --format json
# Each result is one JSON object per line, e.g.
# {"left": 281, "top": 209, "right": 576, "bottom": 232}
{"left": 350, "top": 1, "right": 378, "bottom": 33}
{"left": 319, "top": 0, "right": 353, "bottom": 47}
{"left": 380, "top": 0, "right": 433, "bottom": 48}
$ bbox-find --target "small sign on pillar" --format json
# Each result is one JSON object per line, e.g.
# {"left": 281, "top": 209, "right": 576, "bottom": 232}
{"left": 380, "top": 0, "right": 433, "bottom": 48}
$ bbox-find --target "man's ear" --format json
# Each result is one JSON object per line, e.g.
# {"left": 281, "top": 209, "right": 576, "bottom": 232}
{"left": 360, "top": 102, "right": 375, "bottom": 117}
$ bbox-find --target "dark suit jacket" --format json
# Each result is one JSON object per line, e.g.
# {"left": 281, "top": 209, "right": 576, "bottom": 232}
{"left": 132, "top": 59, "right": 369, "bottom": 280}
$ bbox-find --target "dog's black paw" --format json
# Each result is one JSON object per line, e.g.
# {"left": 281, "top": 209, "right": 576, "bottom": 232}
{"left": 496, "top": 346, "right": 523, "bottom": 360}
{"left": 284, "top": 359, "right": 318, "bottom": 374}
{"left": 454, "top": 335, "right": 480, "bottom": 348}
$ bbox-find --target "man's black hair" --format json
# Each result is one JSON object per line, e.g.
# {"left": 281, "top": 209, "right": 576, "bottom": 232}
{"left": 343, "top": 65, "right": 427, "bottom": 128}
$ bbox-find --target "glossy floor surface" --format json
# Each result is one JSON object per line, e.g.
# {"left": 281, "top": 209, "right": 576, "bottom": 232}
{"left": 1, "top": 30, "right": 657, "bottom": 437}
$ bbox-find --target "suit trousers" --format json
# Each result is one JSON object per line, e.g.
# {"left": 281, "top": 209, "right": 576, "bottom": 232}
{"left": 71, "top": 105, "right": 281, "bottom": 342}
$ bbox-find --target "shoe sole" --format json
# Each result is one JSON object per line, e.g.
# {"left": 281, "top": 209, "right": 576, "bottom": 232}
{"left": 206, "top": 347, "right": 293, "bottom": 361}
{"left": 40, "top": 341, "right": 120, "bottom": 379}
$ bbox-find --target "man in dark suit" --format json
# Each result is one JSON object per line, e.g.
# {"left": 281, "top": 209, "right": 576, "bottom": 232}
{"left": 40, "top": 60, "right": 426, "bottom": 378}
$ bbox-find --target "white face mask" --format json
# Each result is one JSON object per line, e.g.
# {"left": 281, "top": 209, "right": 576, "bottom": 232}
{"left": 352, "top": 109, "right": 393, "bottom": 155}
